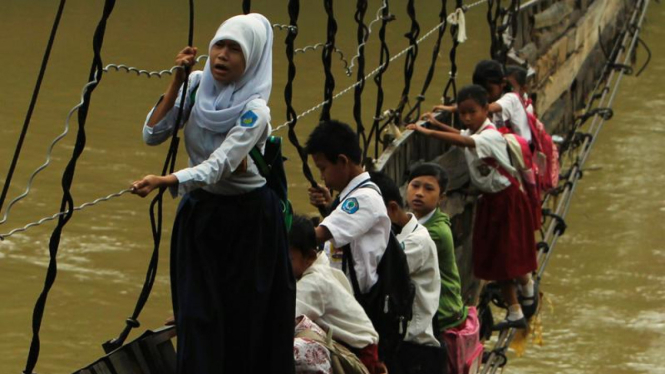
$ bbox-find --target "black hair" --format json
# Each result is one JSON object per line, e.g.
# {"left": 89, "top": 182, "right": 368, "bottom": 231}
{"left": 472, "top": 59, "right": 505, "bottom": 89}
{"left": 505, "top": 65, "right": 528, "bottom": 87}
{"left": 407, "top": 163, "right": 449, "bottom": 194}
{"left": 288, "top": 214, "right": 318, "bottom": 257}
{"left": 457, "top": 84, "right": 489, "bottom": 107}
{"left": 305, "top": 119, "right": 362, "bottom": 164}
{"left": 369, "top": 171, "right": 403, "bottom": 208}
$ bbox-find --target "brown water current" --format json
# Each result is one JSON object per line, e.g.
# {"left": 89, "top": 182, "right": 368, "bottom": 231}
{"left": 0, "top": 1, "right": 663, "bottom": 373}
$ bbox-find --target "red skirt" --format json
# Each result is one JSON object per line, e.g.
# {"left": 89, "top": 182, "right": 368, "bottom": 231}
{"left": 472, "top": 181, "right": 537, "bottom": 281}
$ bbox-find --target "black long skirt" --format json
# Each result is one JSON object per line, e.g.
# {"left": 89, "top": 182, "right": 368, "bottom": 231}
{"left": 170, "top": 186, "right": 296, "bottom": 374}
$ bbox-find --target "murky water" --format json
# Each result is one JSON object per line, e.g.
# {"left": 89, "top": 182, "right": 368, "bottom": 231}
{"left": 0, "top": 1, "right": 662, "bottom": 373}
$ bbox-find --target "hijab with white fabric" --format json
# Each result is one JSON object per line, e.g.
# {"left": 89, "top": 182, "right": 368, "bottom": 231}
{"left": 190, "top": 13, "right": 273, "bottom": 134}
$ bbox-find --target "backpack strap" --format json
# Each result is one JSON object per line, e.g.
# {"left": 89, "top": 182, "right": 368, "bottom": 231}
{"left": 342, "top": 245, "right": 363, "bottom": 297}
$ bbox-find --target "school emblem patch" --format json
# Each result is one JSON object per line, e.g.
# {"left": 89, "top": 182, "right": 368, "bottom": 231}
{"left": 341, "top": 198, "right": 359, "bottom": 214}
{"left": 240, "top": 110, "right": 258, "bottom": 128}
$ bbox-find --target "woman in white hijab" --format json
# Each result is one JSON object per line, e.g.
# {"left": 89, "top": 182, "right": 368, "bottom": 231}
{"left": 132, "top": 13, "right": 295, "bottom": 374}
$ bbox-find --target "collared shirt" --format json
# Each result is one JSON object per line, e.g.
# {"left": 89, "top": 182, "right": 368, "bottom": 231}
{"left": 417, "top": 209, "right": 436, "bottom": 226}
{"left": 461, "top": 119, "right": 516, "bottom": 193}
{"left": 296, "top": 253, "right": 379, "bottom": 349}
{"left": 396, "top": 214, "right": 441, "bottom": 347}
{"left": 142, "top": 71, "right": 270, "bottom": 196}
{"left": 320, "top": 172, "right": 391, "bottom": 293}
{"left": 493, "top": 92, "right": 532, "bottom": 142}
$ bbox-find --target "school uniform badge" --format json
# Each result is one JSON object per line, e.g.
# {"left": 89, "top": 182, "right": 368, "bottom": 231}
{"left": 341, "top": 198, "right": 359, "bottom": 214}
{"left": 240, "top": 110, "right": 258, "bottom": 127}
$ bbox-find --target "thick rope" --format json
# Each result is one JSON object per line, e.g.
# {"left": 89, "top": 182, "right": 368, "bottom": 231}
{"left": 353, "top": 0, "right": 370, "bottom": 161}
{"left": 442, "top": 0, "right": 465, "bottom": 107}
{"left": 403, "top": 0, "right": 448, "bottom": 124}
{"left": 368, "top": 1, "right": 392, "bottom": 159}
{"left": 103, "top": 0, "right": 195, "bottom": 354}
{"left": 22, "top": 2, "right": 116, "bottom": 373}
{"left": 394, "top": 0, "right": 421, "bottom": 125}
{"left": 320, "top": 0, "right": 338, "bottom": 121}
{"left": 0, "top": 0, "right": 67, "bottom": 219}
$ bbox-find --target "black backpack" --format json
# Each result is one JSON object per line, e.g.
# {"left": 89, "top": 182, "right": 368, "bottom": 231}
{"left": 249, "top": 136, "right": 293, "bottom": 231}
{"left": 338, "top": 182, "right": 416, "bottom": 359}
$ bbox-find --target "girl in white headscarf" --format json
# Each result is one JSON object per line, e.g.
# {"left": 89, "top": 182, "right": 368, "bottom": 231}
{"left": 132, "top": 13, "right": 295, "bottom": 374}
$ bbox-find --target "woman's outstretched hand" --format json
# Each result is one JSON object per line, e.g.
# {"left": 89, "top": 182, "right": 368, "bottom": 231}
{"left": 131, "top": 174, "right": 178, "bottom": 197}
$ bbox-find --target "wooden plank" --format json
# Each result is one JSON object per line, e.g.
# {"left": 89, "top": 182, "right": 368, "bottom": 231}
{"left": 536, "top": 0, "right": 627, "bottom": 115}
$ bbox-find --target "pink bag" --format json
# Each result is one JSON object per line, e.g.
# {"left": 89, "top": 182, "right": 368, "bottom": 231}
{"left": 443, "top": 307, "right": 484, "bottom": 374}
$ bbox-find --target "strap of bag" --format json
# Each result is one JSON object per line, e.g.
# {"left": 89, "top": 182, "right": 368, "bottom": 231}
{"left": 342, "top": 245, "right": 363, "bottom": 297}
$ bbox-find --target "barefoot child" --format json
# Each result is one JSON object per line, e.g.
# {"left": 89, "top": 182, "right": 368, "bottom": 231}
{"left": 131, "top": 14, "right": 295, "bottom": 373}
{"left": 289, "top": 215, "right": 386, "bottom": 374}
{"left": 407, "top": 85, "right": 537, "bottom": 329}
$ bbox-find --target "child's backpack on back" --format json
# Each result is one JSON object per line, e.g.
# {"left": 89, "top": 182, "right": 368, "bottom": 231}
{"left": 249, "top": 136, "right": 294, "bottom": 231}
{"left": 503, "top": 133, "right": 542, "bottom": 230}
{"left": 512, "top": 93, "right": 560, "bottom": 193}
{"left": 343, "top": 232, "right": 416, "bottom": 360}
{"left": 336, "top": 182, "right": 416, "bottom": 360}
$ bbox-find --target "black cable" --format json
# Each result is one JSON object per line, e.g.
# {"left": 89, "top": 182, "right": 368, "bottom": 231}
{"left": 320, "top": 0, "right": 338, "bottom": 121}
{"left": 369, "top": 2, "right": 392, "bottom": 159}
{"left": 394, "top": 0, "right": 420, "bottom": 125}
{"left": 103, "top": 0, "right": 195, "bottom": 354}
{"left": 0, "top": 0, "right": 67, "bottom": 217}
{"left": 23, "top": 2, "right": 116, "bottom": 373}
{"left": 442, "top": 0, "right": 463, "bottom": 109}
{"left": 353, "top": 0, "right": 370, "bottom": 162}
{"left": 487, "top": 0, "right": 500, "bottom": 59}
{"left": 403, "top": 0, "right": 448, "bottom": 124}
{"left": 635, "top": 36, "right": 651, "bottom": 77}
{"left": 243, "top": 0, "right": 250, "bottom": 14}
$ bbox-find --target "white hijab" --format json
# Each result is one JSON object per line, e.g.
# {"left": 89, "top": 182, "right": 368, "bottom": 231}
{"left": 190, "top": 13, "right": 273, "bottom": 134}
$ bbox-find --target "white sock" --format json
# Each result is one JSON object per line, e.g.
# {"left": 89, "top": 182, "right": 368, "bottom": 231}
{"left": 507, "top": 304, "right": 524, "bottom": 321}
{"left": 521, "top": 279, "right": 535, "bottom": 306}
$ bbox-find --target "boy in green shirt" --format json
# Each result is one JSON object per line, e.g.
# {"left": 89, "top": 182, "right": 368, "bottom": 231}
{"left": 406, "top": 163, "right": 467, "bottom": 333}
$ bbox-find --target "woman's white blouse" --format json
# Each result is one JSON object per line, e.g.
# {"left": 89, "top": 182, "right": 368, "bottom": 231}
{"left": 143, "top": 72, "right": 270, "bottom": 196}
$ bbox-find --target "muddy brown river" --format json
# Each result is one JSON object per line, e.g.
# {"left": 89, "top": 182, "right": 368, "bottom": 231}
{"left": 1, "top": 1, "right": 663, "bottom": 373}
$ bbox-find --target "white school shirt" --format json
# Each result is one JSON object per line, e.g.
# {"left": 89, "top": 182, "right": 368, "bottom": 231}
{"left": 461, "top": 119, "right": 517, "bottom": 193}
{"left": 396, "top": 214, "right": 441, "bottom": 347}
{"left": 493, "top": 92, "right": 531, "bottom": 143}
{"left": 143, "top": 71, "right": 270, "bottom": 196}
{"left": 320, "top": 172, "right": 391, "bottom": 293}
{"left": 523, "top": 93, "right": 534, "bottom": 115}
{"left": 296, "top": 253, "right": 380, "bottom": 349}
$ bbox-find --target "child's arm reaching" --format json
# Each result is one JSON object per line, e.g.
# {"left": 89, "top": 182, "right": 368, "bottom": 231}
{"left": 406, "top": 123, "right": 475, "bottom": 148}
{"left": 421, "top": 112, "right": 460, "bottom": 134}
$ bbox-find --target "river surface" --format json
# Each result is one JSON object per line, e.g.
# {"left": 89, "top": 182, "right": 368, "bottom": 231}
{"left": 0, "top": 1, "right": 663, "bottom": 373}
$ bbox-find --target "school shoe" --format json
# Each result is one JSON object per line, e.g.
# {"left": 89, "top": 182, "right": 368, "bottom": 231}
{"left": 491, "top": 317, "right": 527, "bottom": 331}
{"left": 519, "top": 281, "right": 539, "bottom": 320}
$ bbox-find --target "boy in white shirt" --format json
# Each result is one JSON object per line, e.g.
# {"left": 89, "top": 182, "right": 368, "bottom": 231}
{"left": 370, "top": 172, "right": 446, "bottom": 374}
{"left": 289, "top": 215, "right": 386, "bottom": 374}
{"left": 306, "top": 120, "right": 391, "bottom": 294}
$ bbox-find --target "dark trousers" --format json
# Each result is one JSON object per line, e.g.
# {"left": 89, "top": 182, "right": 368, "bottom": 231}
{"left": 386, "top": 341, "right": 448, "bottom": 374}
{"left": 171, "top": 186, "right": 296, "bottom": 374}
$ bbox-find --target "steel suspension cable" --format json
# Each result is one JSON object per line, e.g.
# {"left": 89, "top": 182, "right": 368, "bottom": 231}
{"left": 22, "top": 2, "right": 116, "bottom": 373}
{"left": 0, "top": 0, "right": 67, "bottom": 218}
{"left": 243, "top": 0, "right": 250, "bottom": 14}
